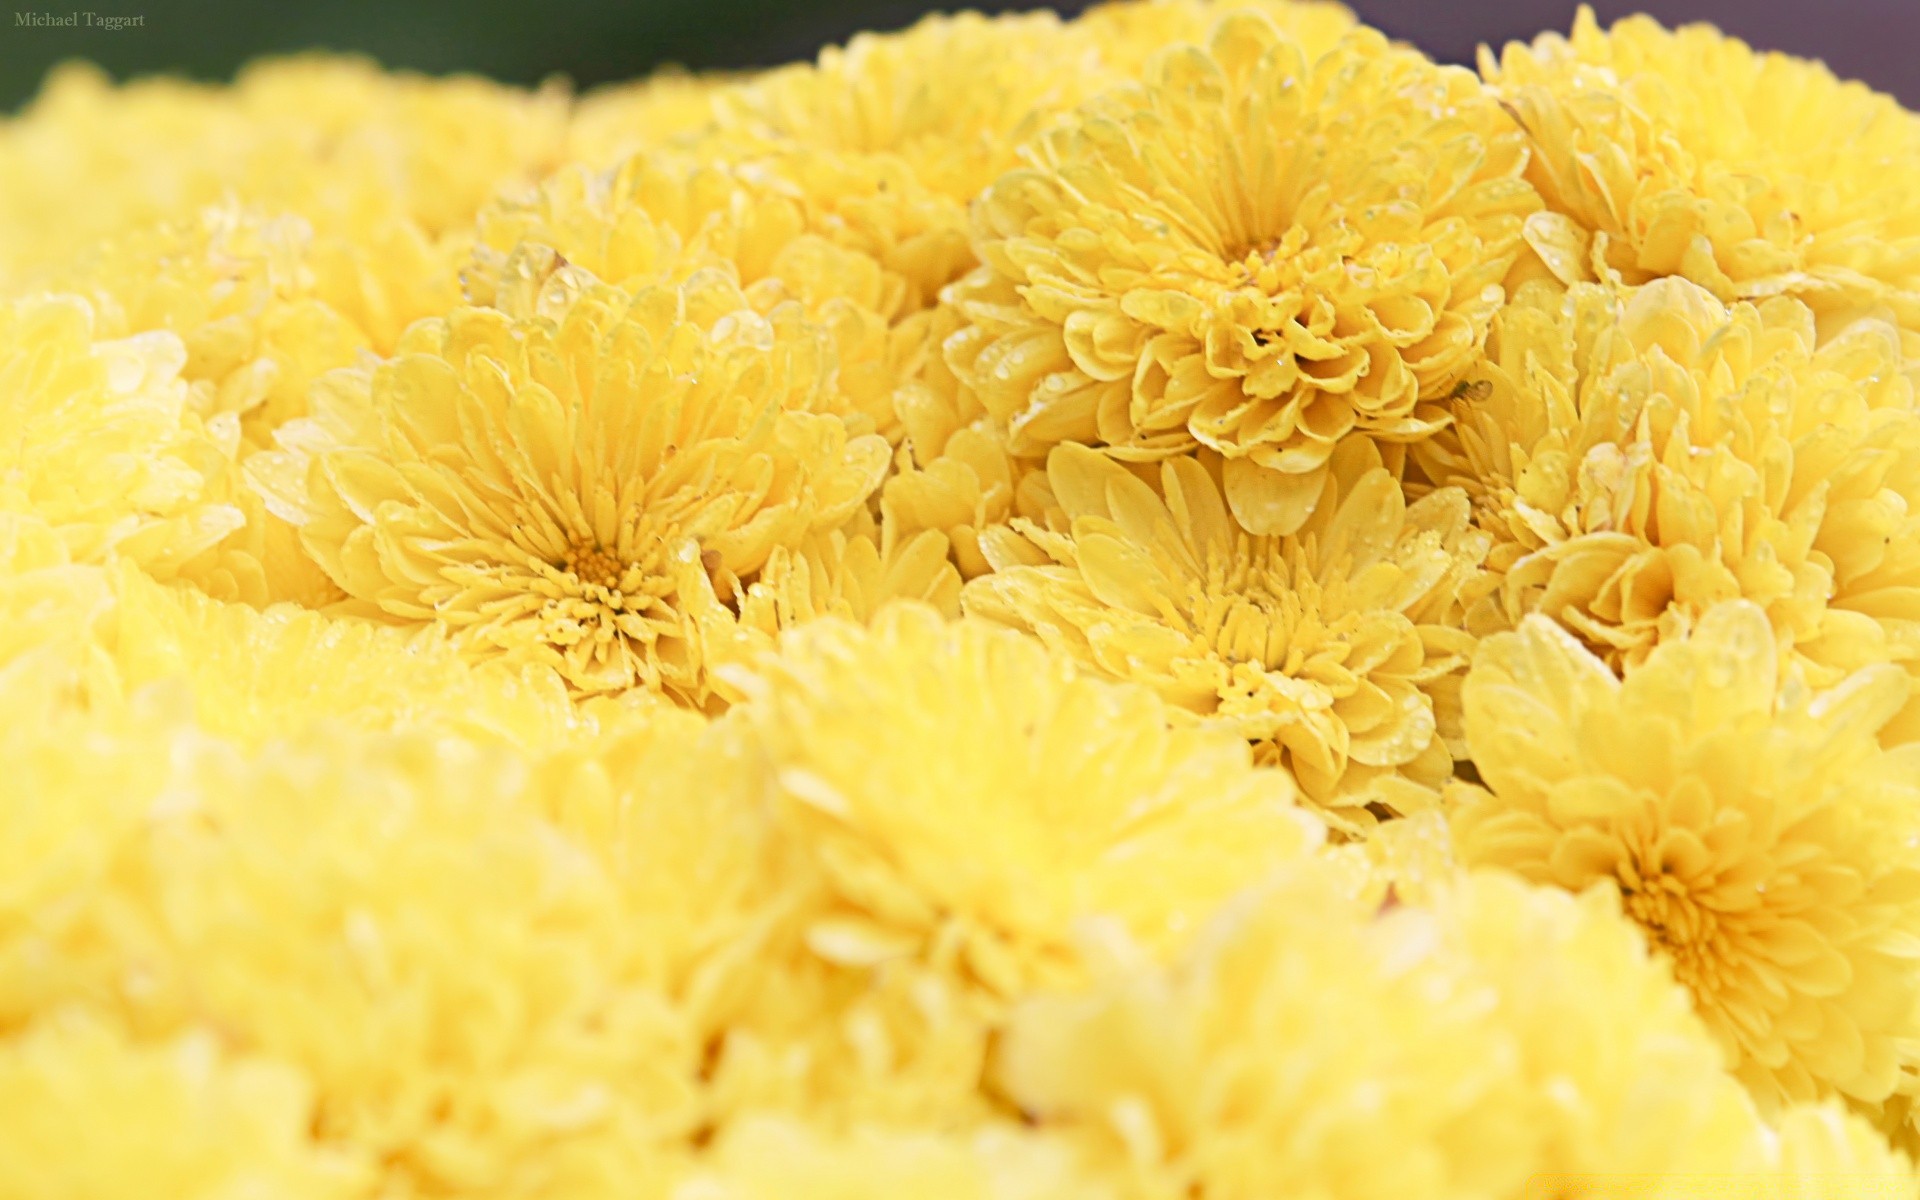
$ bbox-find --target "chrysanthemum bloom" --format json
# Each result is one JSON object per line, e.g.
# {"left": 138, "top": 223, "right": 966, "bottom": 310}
{"left": 688, "top": 8, "right": 1231, "bottom": 317}
{"left": 949, "top": 13, "right": 1537, "bottom": 535}
{"left": 883, "top": 301, "right": 1054, "bottom": 579}
{"left": 1072, "top": 0, "right": 1355, "bottom": 76}
{"left": 565, "top": 68, "right": 738, "bottom": 169}
{"left": 0, "top": 633, "right": 715, "bottom": 1198}
{"left": 0, "top": 294, "right": 241, "bottom": 579}
{"left": 1451, "top": 601, "right": 1920, "bottom": 1117}
{"left": 712, "top": 11, "right": 1106, "bottom": 208}
{"left": 251, "top": 276, "right": 900, "bottom": 702}
{"left": 466, "top": 150, "right": 932, "bottom": 440}
{"left": 964, "top": 439, "right": 1488, "bottom": 832}
{"left": 725, "top": 602, "right": 1322, "bottom": 999}
{"left": 0, "top": 1013, "right": 367, "bottom": 1200}
{"left": 997, "top": 864, "right": 1796, "bottom": 1200}
{"left": 42, "top": 205, "right": 474, "bottom": 607}
{"left": 1415, "top": 277, "right": 1920, "bottom": 732}
{"left": 688, "top": 602, "right": 1319, "bottom": 1128}
{"left": 1484, "top": 7, "right": 1920, "bottom": 337}
{"left": 100, "top": 562, "right": 584, "bottom": 751}
{"left": 66, "top": 204, "right": 459, "bottom": 441}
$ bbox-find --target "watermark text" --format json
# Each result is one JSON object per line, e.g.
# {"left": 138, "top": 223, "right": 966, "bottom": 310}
{"left": 15, "top": 11, "right": 146, "bottom": 30}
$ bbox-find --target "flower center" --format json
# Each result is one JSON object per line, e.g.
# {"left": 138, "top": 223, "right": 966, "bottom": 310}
{"left": 562, "top": 541, "right": 629, "bottom": 592}
{"left": 1622, "top": 876, "right": 1724, "bottom": 990}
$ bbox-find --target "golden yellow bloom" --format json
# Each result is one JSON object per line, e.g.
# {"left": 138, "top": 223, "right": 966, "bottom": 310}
{"left": 964, "top": 439, "right": 1487, "bottom": 832}
{"left": 951, "top": 13, "right": 1537, "bottom": 535}
{"left": 727, "top": 602, "right": 1322, "bottom": 998}
{"left": 997, "top": 864, "right": 1776, "bottom": 1199}
{"left": 467, "top": 149, "right": 930, "bottom": 439}
{"left": 103, "top": 563, "right": 584, "bottom": 750}
{"left": 36, "top": 205, "right": 474, "bottom": 607}
{"left": 1416, "top": 277, "right": 1920, "bottom": 733}
{"left": 712, "top": 11, "right": 1100, "bottom": 207}
{"left": 566, "top": 68, "right": 735, "bottom": 169}
{"left": 685, "top": 602, "right": 1318, "bottom": 1129}
{"left": 1486, "top": 7, "right": 1920, "bottom": 338}
{"left": 1451, "top": 601, "right": 1920, "bottom": 1117}
{"left": 1073, "top": 0, "right": 1355, "bottom": 76}
{"left": 1769, "top": 1103, "right": 1920, "bottom": 1191}
{"left": 883, "top": 300, "right": 1052, "bottom": 579}
{"left": 0, "top": 294, "right": 240, "bottom": 579}
{"left": 0, "top": 653, "right": 703, "bottom": 1198}
{"left": 251, "top": 276, "right": 891, "bottom": 702}
{"left": 0, "top": 1013, "right": 368, "bottom": 1200}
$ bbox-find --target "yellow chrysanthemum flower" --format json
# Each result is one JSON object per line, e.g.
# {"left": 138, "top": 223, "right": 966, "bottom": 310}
{"left": 566, "top": 68, "right": 736, "bottom": 169}
{"left": 691, "top": 602, "right": 1318, "bottom": 1128}
{"left": 963, "top": 438, "right": 1487, "bottom": 831}
{"left": 883, "top": 300, "right": 1052, "bottom": 579}
{"left": 466, "top": 149, "right": 931, "bottom": 439}
{"left": 726, "top": 602, "right": 1322, "bottom": 997}
{"left": 0, "top": 660, "right": 702, "bottom": 1198}
{"left": 0, "top": 1013, "right": 367, "bottom": 1200}
{"left": 62, "top": 204, "right": 458, "bottom": 438}
{"left": 250, "top": 276, "right": 893, "bottom": 702}
{"left": 102, "top": 562, "right": 584, "bottom": 750}
{"left": 711, "top": 11, "right": 1101, "bottom": 207}
{"left": 1417, "top": 276, "right": 1920, "bottom": 732}
{"left": 997, "top": 864, "right": 1785, "bottom": 1200}
{"left": 0, "top": 294, "right": 240, "bottom": 579}
{"left": 1451, "top": 601, "right": 1920, "bottom": 1118}
{"left": 1769, "top": 1103, "right": 1920, "bottom": 1193}
{"left": 1485, "top": 7, "right": 1920, "bottom": 339}
{"left": 35, "top": 205, "right": 474, "bottom": 607}
{"left": 1073, "top": 0, "right": 1355, "bottom": 75}
{"left": 950, "top": 12, "right": 1537, "bottom": 535}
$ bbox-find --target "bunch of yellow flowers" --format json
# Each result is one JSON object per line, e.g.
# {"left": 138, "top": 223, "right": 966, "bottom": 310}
{"left": 8, "top": 1, "right": 1920, "bottom": 1195}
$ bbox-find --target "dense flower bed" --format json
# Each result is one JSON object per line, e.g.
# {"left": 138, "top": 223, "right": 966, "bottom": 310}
{"left": 6, "top": 2, "right": 1920, "bottom": 1196}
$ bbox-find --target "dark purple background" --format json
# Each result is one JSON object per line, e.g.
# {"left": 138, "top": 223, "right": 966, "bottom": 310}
{"left": 2, "top": 0, "right": 1916, "bottom": 113}
{"left": 1352, "top": 0, "right": 1918, "bottom": 104}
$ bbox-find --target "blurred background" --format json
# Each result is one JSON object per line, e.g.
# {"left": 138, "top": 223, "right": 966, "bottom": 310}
{"left": 2, "top": 0, "right": 1916, "bottom": 112}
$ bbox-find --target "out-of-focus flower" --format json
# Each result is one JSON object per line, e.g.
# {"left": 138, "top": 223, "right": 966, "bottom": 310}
{"left": 951, "top": 13, "right": 1536, "bottom": 535}
{"left": 1485, "top": 7, "right": 1920, "bottom": 343}
{"left": 61, "top": 204, "right": 458, "bottom": 439}
{"left": 964, "top": 438, "right": 1487, "bottom": 832}
{"left": 0, "top": 57, "right": 567, "bottom": 284}
{"left": 39, "top": 206, "right": 470, "bottom": 607}
{"left": 104, "top": 562, "right": 584, "bottom": 750}
{"left": 670, "top": 1116, "right": 1111, "bottom": 1200}
{"left": 997, "top": 864, "right": 1780, "bottom": 1200}
{"left": 0, "top": 294, "right": 240, "bottom": 579}
{"left": 726, "top": 602, "right": 1321, "bottom": 997}
{"left": 0, "top": 657, "right": 703, "bottom": 1198}
{"left": 712, "top": 11, "right": 1102, "bottom": 208}
{"left": 466, "top": 150, "right": 931, "bottom": 440}
{"left": 0, "top": 1013, "right": 368, "bottom": 1200}
{"left": 566, "top": 68, "right": 737, "bottom": 169}
{"left": 1072, "top": 0, "right": 1355, "bottom": 76}
{"left": 695, "top": 602, "right": 1318, "bottom": 1128}
{"left": 1417, "top": 276, "right": 1920, "bottom": 735}
{"left": 1451, "top": 601, "right": 1920, "bottom": 1119}
{"left": 249, "top": 277, "right": 891, "bottom": 703}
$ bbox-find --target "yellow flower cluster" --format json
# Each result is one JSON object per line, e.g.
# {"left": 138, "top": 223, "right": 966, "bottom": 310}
{"left": 8, "top": 0, "right": 1920, "bottom": 1194}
